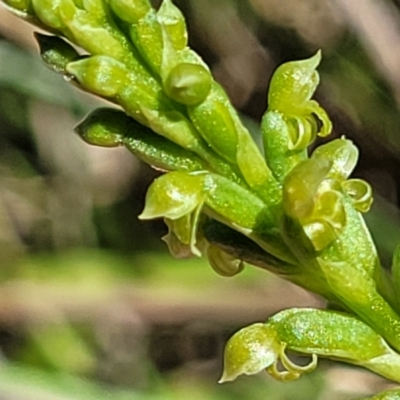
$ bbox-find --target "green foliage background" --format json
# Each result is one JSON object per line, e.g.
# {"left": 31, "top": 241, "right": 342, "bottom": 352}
{"left": 1, "top": 0, "right": 400, "bottom": 398}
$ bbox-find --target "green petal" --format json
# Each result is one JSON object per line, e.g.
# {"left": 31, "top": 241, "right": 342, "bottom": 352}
{"left": 139, "top": 171, "right": 205, "bottom": 220}
{"left": 312, "top": 138, "right": 359, "bottom": 181}
{"left": 219, "top": 323, "right": 279, "bottom": 383}
{"left": 268, "top": 51, "right": 321, "bottom": 114}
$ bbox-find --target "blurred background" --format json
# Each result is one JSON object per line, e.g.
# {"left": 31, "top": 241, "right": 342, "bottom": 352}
{"left": 0, "top": 0, "right": 400, "bottom": 399}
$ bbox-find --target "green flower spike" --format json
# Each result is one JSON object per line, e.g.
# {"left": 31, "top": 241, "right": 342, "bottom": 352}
{"left": 221, "top": 308, "right": 400, "bottom": 384}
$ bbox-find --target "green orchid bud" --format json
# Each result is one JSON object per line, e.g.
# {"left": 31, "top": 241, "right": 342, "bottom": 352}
{"left": 312, "top": 138, "right": 359, "bottom": 181}
{"left": 129, "top": 10, "right": 163, "bottom": 72}
{"left": 164, "top": 63, "right": 212, "bottom": 105}
{"left": 139, "top": 171, "right": 205, "bottom": 220}
{"left": 157, "top": 0, "right": 188, "bottom": 51}
{"left": 66, "top": 55, "right": 129, "bottom": 97}
{"left": 76, "top": 108, "right": 124, "bottom": 147}
{"left": 32, "top": 0, "right": 75, "bottom": 29}
{"left": 35, "top": 33, "right": 80, "bottom": 73}
{"left": 188, "top": 83, "right": 238, "bottom": 164}
{"left": 207, "top": 244, "right": 244, "bottom": 277}
{"left": 341, "top": 179, "right": 373, "bottom": 213}
{"left": 75, "top": 108, "right": 208, "bottom": 171}
{"left": 109, "top": 0, "right": 151, "bottom": 24}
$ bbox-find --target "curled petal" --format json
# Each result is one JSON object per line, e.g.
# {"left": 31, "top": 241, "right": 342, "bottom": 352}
{"left": 305, "top": 100, "right": 332, "bottom": 138}
{"left": 342, "top": 179, "right": 373, "bottom": 213}
{"left": 312, "top": 138, "right": 359, "bottom": 181}
{"left": 207, "top": 244, "right": 244, "bottom": 277}
{"left": 286, "top": 115, "right": 318, "bottom": 151}
{"left": 267, "top": 345, "right": 317, "bottom": 382}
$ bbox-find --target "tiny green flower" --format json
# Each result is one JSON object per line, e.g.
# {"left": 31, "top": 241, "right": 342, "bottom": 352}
{"left": 221, "top": 308, "right": 400, "bottom": 384}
